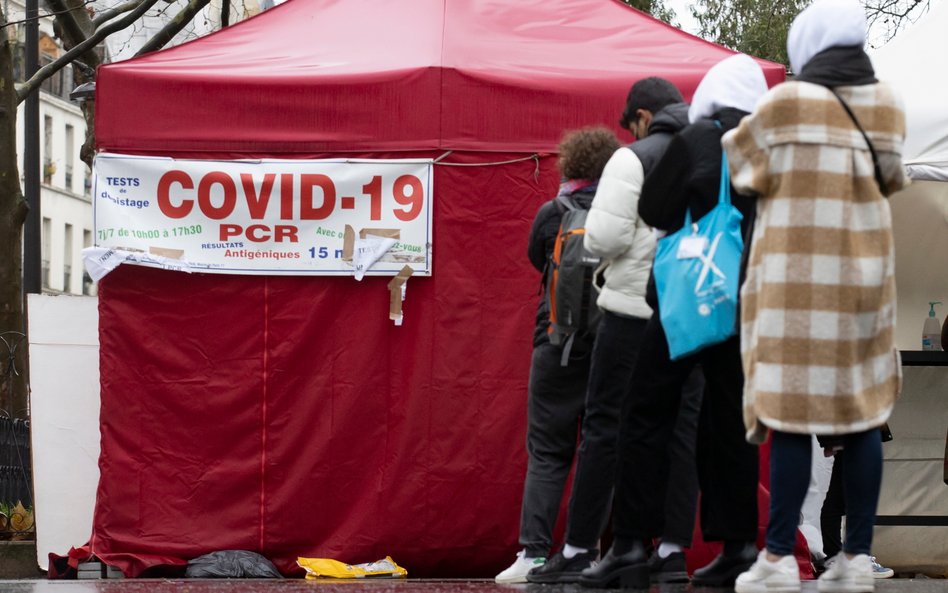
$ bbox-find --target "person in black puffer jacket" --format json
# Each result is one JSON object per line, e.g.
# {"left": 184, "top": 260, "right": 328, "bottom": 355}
{"left": 495, "top": 127, "right": 619, "bottom": 584}
{"left": 580, "top": 55, "right": 769, "bottom": 589}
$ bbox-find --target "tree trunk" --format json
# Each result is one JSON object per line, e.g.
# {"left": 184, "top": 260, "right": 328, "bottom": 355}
{"left": 46, "top": 0, "right": 101, "bottom": 168}
{"left": 0, "top": 5, "right": 31, "bottom": 419}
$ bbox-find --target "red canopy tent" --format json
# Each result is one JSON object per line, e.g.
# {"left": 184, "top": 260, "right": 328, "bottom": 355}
{"left": 88, "top": 0, "right": 787, "bottom": 578}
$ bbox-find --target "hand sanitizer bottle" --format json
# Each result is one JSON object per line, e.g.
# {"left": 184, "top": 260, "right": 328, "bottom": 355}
{"left": 922, "top": 301, "right": 943, "bottom": 351}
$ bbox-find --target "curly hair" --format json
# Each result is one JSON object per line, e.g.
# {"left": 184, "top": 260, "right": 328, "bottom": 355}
{"left": 557, "top": 126, "right": 621, "bottom": 181}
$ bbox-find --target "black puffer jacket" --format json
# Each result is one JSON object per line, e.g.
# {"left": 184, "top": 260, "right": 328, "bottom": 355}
{"left": 638, "top": 107, "right": 757, "bottom": 308}
{"left": 629, "top": 102, "right": 690, "bottom": 174}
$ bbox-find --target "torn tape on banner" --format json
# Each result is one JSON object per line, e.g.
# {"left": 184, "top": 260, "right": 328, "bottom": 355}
{"left": 82, "top": 246, "right": 193, "bottom": 282}
{"left": 387, "top": 265, "right": 414, "bottom": 325}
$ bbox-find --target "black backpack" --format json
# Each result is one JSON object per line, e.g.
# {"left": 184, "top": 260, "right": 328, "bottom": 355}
{"left": 546, "top": 193, "right": 602, "bottom": 365}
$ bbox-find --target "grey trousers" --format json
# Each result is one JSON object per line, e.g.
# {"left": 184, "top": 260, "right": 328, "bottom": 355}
{"left": 518, "top": 340, "right": 591, "bottom": 557}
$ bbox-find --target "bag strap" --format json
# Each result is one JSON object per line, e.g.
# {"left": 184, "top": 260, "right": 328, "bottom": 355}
{"left": 713, "top": 120, "right": 732, "bottom": 207}
{"left": 682, "top": 122, "right": 732, "bottom": 231}
{"left": 828, "top": 89, "right": 889, "bottom": 196}
{"left": 718, "top": 151, "right": 732, "bottom": 207}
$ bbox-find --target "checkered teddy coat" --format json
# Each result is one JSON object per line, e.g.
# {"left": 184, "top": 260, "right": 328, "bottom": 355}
{"left": 722, "top": 80, "right": 907, "bottom": 444}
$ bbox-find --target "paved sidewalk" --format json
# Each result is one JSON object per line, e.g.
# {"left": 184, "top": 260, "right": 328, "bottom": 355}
{"left": 1, "top": 580, "right": 947, "bottom": 593}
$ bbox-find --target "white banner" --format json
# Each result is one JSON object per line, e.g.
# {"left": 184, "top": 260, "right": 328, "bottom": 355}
{"left": 91, "top": 153, "right": 433, "bottom": 276}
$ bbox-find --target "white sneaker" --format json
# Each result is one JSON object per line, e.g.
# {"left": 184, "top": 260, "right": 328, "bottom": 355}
{"left": 735, "top": 550, "right": 801, "bottom": 593}
{"left": 870, "top": 557, "right": 894, "bottom": 579}
{"left": 818, "top": 553, "right": 875, "bottom": 593}
{"left": 495, "top": 550, "right": 546, "bottom": 584}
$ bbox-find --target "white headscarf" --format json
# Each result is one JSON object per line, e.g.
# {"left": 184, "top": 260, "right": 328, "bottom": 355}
{"left": 787, "top": 0, "right": 867, "bottom": 74}
{"left": 687, "top": 54, "right": 769, "bottom": 124}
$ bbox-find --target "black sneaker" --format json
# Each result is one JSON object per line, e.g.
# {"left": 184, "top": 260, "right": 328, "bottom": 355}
{"left": 648, "top": 551, "right": 689, "bottom": 583}
{"left": 526, "top": 550, "right": 599, "bottom": 584}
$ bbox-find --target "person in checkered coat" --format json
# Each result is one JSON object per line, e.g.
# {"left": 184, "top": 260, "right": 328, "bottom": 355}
{"left": 723, "top": 0, "right": 908, "bottom": 591}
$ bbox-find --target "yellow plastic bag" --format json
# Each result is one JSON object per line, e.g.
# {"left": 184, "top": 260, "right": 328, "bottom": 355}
{"left": 297, "top": 556, "right": 407, "bottom": 580}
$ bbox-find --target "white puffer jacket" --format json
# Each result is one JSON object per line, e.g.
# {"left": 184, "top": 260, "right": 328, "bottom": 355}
{"left": 583, "top": 147, "right": 656, "bottom": 319}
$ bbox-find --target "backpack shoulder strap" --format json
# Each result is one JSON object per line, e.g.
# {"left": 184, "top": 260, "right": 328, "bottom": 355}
{"left": 555, "top": 193, "right": 579, "bottom": 212}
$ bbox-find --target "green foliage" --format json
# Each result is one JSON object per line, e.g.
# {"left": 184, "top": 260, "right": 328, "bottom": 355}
{"left": 0, "top": 501, "right": 34, "bottom": 540}
{"left": 0, "top": 501, "right": 32, "bottom": 518}
{"left": 620, "top": 0, "right": 680, "bottom": 27}
{"left": 690, "top": 0, "right": 810, "bottom": 66}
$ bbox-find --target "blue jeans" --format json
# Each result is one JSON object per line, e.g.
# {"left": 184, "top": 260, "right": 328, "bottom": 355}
{"left": 767, "top": 429, "right": 882, "bottom": 556}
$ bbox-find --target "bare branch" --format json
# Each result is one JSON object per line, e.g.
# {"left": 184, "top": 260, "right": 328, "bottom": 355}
{"left": 133, "top": 0, "right": 211, "bottom": 57}
{"left": 15, "top": 0, "right": 163, "bottom": 103}
{"left": 0, "top": 0, "right": 94, "bottom": 28}
{"left": 863, "top": 0, "right": 929, "bottom": 45}
{"left": 92, "top": 0, "right": 142, "bottom": 29}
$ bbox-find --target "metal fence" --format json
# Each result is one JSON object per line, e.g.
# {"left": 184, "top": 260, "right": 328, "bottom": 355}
{"left": 0, "top": 417, "right": 31, "bottom": 508}
{"left": 0, "top": 331, "right": 30, "bottom": 509}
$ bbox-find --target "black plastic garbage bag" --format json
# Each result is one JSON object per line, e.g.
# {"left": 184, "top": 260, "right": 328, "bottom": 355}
{"left": 186, "top": 550, "right": 283, "bottom": 578}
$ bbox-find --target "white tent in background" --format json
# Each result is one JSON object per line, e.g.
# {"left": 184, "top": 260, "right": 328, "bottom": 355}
{"left": 867, "top": 4, "right": 948, "bottom": 576}
{"left": 872, "top": 0, "right": 948, "bottom": 180}
{"left": 867, "top": 0, "right": 948, "bottom": 351}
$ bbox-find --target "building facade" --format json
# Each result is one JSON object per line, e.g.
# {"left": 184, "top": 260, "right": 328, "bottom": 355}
{"left": 8, "top": 0, "right": 272, "bottom": 296}
{"left": 10, "top": 0, "right": 95, "bottom": 295}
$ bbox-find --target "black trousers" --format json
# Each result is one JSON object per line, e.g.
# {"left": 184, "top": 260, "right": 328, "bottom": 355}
{"left": 662, "top": 366, "right": 703, "bottom": 546}
{"left": 613, "top": 315, "right": 758, "bottom": 543}
{"left": 816, "top": 430, "right": 883, "bottom": 558}
{"left": 564, "top": 312, "right": 649, "bottom": 549}
{"left": 519, "top": 340, "right": 591, "bottom": 557}
{"left": 821, "top": 451, "right": 846, "bottom": 558}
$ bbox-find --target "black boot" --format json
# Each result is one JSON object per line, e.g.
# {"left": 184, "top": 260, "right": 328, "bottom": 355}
{"left": 691, "top": 542, "right": 758, "bottom": 586}
{"left": 648, "top": 551, "right": 689, "bottom": 583}
{"left": 578, "top": 544, "right": 648, "bottom": 589}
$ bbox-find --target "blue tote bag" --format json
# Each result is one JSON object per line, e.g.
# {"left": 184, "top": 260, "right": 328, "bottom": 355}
{"left": 653, "top": 152, "right": 744, "bottom": 360}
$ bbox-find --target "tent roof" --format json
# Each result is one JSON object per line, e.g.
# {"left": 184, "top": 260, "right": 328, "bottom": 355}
{"left": 871, "top": 2, "right": 948, "bottom": 180}
{"left": 95, "top": 0, "right": 785, "bottom": 155}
